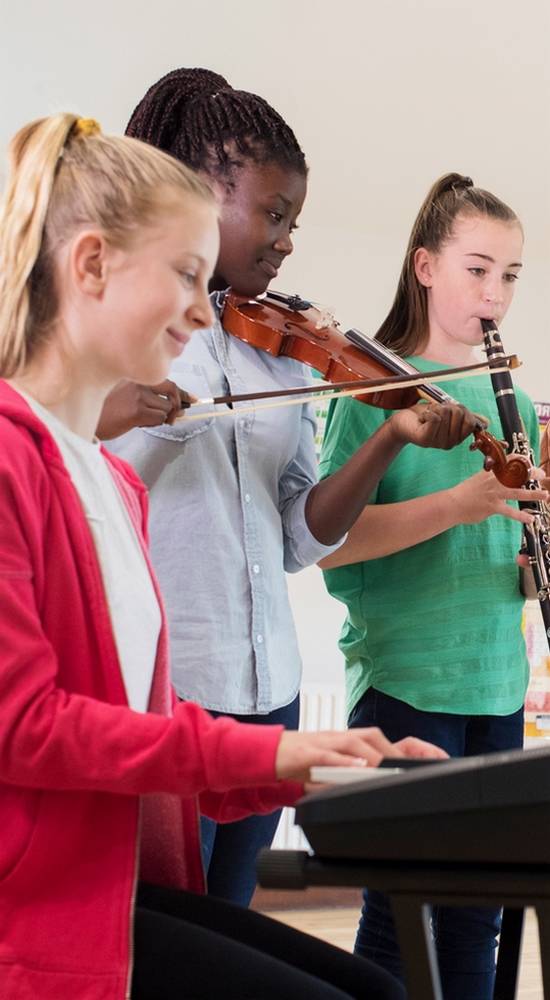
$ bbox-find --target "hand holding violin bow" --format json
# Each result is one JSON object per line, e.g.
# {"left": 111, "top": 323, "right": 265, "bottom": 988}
{"left": 96, "top": 378, "right": 195, "bottom": 440}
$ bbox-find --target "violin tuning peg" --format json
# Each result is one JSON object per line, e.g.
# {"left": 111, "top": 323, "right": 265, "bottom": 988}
{"left": 286, "top": 294, "right": 312, "bottom": 312}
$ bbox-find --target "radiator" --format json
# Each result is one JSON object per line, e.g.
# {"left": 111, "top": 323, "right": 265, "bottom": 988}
{"left": 271, "top": 683, "right": 346, "bottom": 850}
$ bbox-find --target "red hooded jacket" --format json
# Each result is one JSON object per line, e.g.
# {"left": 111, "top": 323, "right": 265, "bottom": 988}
{"left": 0, "top": 381, "right": 302, "bottom": 999}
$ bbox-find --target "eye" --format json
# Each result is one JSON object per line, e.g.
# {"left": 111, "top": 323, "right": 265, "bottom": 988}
{"left": 468, "top": 267, "right": 486, "bottom": 277}
{"left": 504, "top": 272, "right": 520, "bottom": 283}
{"left": 268, "top": 211, "right": 284, "bottom": 224}
{"left": 178, "top": 270, "right": 197, "bottom": 287}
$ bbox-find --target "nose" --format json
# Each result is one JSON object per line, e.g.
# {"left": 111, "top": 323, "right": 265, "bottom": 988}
{"left": 187, "top": 287, "right": 215, "bottom": 331}
{"left": 273, "top": 230, "right": 294, "bottom": 256}
{"left": 483, "top": 276, "right": 505, "bottom": 306}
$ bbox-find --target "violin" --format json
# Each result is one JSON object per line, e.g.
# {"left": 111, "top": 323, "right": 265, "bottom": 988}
{"left": 223, "top": 289, "right": 422, "bottom": 410}
{"left": 186, "top": 289, "right": 529, "bottom": 488}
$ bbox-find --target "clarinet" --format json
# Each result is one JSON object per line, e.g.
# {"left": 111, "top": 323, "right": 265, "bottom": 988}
{"left": 482, "top": 318, "right": 550, "bottom": 647}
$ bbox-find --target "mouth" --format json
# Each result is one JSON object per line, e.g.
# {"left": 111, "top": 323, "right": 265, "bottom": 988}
{"left": 166, "top": 328, "right": 190, "bottom": 349}
{"left": 258, "top": 258, "right": 281, "bottom": 279}
{"left": 476, "top": 313, "right": 501, "bottom": 324}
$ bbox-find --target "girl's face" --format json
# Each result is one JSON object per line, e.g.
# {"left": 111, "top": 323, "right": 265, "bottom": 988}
{"left": 70, "top": 195, "right": 219, "bottom": 385}
{"left": 212, "top": 160, "right": 307, "bottom": 297}
{"left": 415, "top": 213, "right": 523, "bottom": 361}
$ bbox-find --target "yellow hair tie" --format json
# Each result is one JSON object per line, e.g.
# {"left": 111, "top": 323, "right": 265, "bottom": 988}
{"left": 73, "top": 117, "right": 101, "bottom": 138}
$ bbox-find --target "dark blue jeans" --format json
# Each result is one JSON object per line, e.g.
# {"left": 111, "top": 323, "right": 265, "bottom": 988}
{"left": 200, "top": 695, "right": 300, "bottom": 906}
{"left": 348, "top": 687, "right": 524, "bottom": 1000}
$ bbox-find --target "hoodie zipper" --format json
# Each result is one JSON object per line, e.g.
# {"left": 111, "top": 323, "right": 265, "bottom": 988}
{"left": 125, "top": 805, "right": 141, "bottom": 999}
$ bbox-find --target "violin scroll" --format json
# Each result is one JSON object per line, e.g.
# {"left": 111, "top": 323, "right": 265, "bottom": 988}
{"left": 470, "top": 429, "right": 531, "bottom": 488}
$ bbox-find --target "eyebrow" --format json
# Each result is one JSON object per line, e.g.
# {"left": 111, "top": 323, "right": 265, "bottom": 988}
{"left": 176, "top": 252, "right": 205, "bottom": 265}
{"left": 267, "top": 192, "right": 292, "bottom": 207}
{"left": 463, "top": 252, "right": 523, "bottom": 269}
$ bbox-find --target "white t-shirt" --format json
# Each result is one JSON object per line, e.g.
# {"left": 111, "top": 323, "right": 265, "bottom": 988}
{"left": 19, "top": 390, "right": 161, "bottom": 712}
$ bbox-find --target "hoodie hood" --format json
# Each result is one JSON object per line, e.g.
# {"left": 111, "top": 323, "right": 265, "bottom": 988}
{"left": 0, "top": 378, "right": 147, "bottom": 496}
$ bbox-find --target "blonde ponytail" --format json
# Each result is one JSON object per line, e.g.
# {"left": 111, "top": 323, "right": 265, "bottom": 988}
{"left": 0, "top": 114, "right": 78, "bottom": 376}
{"left": 0, "top": 112, "right": 214, "bottom": 378}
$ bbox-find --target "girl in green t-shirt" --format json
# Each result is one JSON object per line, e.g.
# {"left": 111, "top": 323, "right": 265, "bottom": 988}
{"left": 319, "top": 173, "right": 546, "bottom": 1000}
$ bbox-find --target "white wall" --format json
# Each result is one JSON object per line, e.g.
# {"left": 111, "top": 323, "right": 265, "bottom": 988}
{"left": 2, "top": 0, "right": 549, "bottom": 687}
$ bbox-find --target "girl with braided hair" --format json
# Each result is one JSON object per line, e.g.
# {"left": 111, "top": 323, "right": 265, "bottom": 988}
{"left": 96, "top": 67, "right": 310, "bottom": 436}
{"left": 319, "top": 173, "right": 544, "bottom": 999}
{"left": 100, "top": 70, "right": 482, "bottom": 909}
{"left": 0, "top": 107, "right": 444, "bottom": 1000}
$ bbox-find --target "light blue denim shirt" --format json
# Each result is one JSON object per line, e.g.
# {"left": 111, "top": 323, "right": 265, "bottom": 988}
{"left": 108, "top": 296, "right": 343, "bottom": 714}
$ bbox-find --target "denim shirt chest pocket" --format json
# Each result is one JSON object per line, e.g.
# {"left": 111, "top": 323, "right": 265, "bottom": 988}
{"left": 143, "top": 362, "right": 216, "bottom": 443}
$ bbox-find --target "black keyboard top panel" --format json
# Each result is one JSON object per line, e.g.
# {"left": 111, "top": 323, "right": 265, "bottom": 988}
{"left": 297, "top": 745, "right": 550, "bottom": 826}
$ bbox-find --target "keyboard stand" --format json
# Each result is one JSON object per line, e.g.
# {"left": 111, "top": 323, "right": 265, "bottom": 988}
{"left": 257, "top": 850, "right": 550, "bottom": 1000}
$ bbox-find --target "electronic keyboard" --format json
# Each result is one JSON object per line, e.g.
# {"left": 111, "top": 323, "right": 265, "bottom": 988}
{"left": 297, "top": 745, "right": 550, "bottom": 865}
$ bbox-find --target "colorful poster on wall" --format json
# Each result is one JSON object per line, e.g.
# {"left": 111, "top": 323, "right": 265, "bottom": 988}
{"left": 534, "top": 401, "right": 550, "bottom": 427}
{"left": 523, "top": 402, "right": 550, "bottom": 740}
{"left": 314, "top": 392, "right": 330, "bottom": 459}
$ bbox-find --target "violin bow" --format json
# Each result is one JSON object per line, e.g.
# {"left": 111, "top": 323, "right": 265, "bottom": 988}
{"left": 174, "top": 354, "right": 520, "bottom": 422}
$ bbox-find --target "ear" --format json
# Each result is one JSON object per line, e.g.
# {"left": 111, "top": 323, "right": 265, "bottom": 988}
{"left": 204, "top": 175, "right": 231, "bottom": 208}
{"left": 70, "top": 231, "right": 109, "bottom": 297}
{"left": 202, "top": 148, "right": 237, "bottom": 206}
{"left": 414, "top": 247, "right": 435, "bottom": 288}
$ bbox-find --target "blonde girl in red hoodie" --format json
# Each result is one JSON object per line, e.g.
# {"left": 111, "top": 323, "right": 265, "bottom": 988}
{"left": 0, "top": 113, "right": 446, "bottom": 1000}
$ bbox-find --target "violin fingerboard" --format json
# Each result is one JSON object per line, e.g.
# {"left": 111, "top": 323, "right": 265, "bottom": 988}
{"left": 345, "top": 329, "right": 454, "bottom": 405}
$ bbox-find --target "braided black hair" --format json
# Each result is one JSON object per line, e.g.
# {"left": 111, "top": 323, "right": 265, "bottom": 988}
{"left": 126, "top": 67, "right": 307, "bottom": 183}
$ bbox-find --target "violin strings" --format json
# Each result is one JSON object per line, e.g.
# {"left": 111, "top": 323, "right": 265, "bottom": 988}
{"left": 174, "top": 362, "right": 514, "bottom": 423}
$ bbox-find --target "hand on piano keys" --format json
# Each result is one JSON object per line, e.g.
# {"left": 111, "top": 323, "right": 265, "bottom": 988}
{"left": 309, "top": 758, "right": 445, "bottom": 785}
{"left": 275, "top": 728, "right": 448, "bottom": 784}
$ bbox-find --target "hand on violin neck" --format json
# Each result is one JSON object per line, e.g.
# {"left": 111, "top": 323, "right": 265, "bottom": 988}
{"left": 388, "top": 400, "right": 486, "bottom": 450}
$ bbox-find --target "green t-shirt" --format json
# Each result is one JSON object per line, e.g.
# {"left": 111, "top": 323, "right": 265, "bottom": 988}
{"left": 319, "top": 357, "right": 540, "bottom": 718}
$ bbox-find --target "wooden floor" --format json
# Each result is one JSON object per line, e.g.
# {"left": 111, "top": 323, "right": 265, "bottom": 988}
{"left": 259, "top": 902, "right": 544, "bottom": 998}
